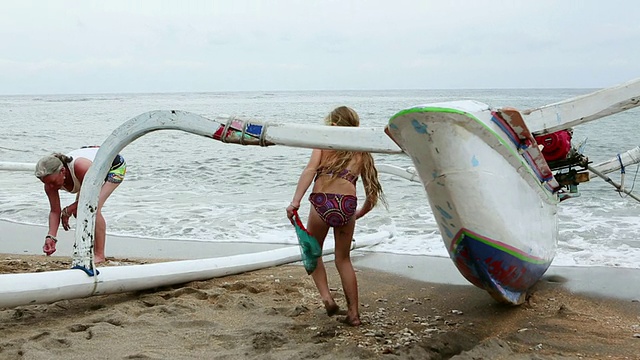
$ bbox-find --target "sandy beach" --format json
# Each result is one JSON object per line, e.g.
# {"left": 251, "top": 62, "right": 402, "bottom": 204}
{"left": 1, "top": 221, "right": 640, "bottom": 359}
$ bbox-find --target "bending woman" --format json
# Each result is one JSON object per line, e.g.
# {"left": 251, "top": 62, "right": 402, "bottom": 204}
{"left": 34, "top": 146, "right": 126, "bottom": 263}
{"left": 286, "top": 106, "right": 386, "bottom": 326}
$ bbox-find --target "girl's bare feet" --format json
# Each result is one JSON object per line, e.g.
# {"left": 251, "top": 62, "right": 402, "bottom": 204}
{"left": 338, "top": 314, "right": 361, "bottom": 327}
{"left": 323, "top": 300, "right": 347, "bottom": 317}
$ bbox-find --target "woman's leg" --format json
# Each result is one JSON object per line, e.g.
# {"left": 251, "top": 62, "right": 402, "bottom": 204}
{"left": 93, "top": 181, "right": 120, "bottom": 263}
{"left": 333, "top": 217, "right": 360, "bottom": 325}
{"left": 306, "top": 207, "right": 341, "bottom": 314}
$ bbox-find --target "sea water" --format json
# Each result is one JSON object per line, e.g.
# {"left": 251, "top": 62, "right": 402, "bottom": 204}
{"left": 0, "top": 90, "right": 638, "bottom": 268}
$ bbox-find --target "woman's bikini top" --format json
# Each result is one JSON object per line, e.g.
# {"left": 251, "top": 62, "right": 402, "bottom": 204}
{"left": 314, "top": 167, "right": 358, "bottom": 185}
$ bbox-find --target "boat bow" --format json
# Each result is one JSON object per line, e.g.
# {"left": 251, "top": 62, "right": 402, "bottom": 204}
{"left": 386, "top": 101, "right": 559, "bottom": 304}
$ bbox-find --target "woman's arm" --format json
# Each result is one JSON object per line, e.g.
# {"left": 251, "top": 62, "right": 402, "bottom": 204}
{"left": 59, "top": 159, "right": 89, "bottom": 231}
{"left": 60, "top": 192, "right": 80, "bottom": 231}
{"left": 43, "top": 185, "right": 62, "bottom": 255}
{"left": 61, "top": 158, "right": 91, "bottom": 222}
{"left": 44, "top": 185, "right": 62, "bottom": 236}
{"left": 72, "top": 158, "right": 91, "bottom": 184}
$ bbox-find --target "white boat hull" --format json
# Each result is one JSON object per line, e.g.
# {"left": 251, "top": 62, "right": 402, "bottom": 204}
{"left": 387, "top": 101, "right": 559, "bottom": 304}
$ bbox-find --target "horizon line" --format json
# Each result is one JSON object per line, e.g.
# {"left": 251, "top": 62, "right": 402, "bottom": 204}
{"left": 0, "top": 86, "right": 600, "bottom": 97}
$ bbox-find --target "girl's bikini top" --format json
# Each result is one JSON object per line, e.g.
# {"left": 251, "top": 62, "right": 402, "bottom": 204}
{"left": 314, "top": 167, "right": 358, "bottom": 185}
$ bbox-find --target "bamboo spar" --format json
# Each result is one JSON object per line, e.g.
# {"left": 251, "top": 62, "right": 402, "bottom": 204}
{"left": 588, "top": 165, "right": 640, "bottom": 203}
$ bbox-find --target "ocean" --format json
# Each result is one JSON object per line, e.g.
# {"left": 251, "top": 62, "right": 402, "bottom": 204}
{"left": 0, "top": 89, "right": 638, "bottom": 269}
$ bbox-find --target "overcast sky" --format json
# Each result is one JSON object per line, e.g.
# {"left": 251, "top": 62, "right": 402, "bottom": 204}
{"left": 1, "top": 0, "right": 639, "bottom": 94}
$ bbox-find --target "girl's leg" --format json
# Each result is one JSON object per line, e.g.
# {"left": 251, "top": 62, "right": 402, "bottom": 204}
{"left": 306, "top": 207, "right": 340, "bottom": 314}
{"left": 93, "top": 181, "right": 120, "bottom": 263}
{"left": 333, "top": 218, "right": 360, "bottom": 325}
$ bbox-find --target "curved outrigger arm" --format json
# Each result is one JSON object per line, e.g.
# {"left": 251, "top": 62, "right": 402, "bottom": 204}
{"left": 73, "top": 110, "right": 403, "bottom": 273}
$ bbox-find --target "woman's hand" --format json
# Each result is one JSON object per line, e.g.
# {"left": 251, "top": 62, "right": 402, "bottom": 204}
{"left": 60, "top": 204, "right": 78, "bottom": 231}
{"left": 61, "top": 207, "right": 71, "bottom": 231}
{"left": 286, "top": 203, "right": 299, "bottom": 224}
{"left": 43, "top": 235, "right": 57, "bottom": 256}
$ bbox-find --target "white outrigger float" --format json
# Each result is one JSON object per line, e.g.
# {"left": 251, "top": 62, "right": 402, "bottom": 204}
{"left": 1, "top": 78, "right": 639, "bottom": 308}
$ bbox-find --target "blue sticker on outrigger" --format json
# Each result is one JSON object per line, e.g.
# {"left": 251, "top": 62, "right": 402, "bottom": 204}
{"left": 245, "top": 124, "right": 263, "bottom": 137}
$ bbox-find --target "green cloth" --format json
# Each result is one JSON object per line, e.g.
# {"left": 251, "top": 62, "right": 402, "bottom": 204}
{"left": 292, "top": 211, "right": 322, "bottom": 275}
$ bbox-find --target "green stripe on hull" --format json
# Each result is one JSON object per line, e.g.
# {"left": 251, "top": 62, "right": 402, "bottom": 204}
{"left": 388, "top": 106, "right": 557, "bottom": 203}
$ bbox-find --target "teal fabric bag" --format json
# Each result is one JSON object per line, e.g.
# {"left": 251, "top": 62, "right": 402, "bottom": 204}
{"left": 292, "top": 210, "right": 322, "bottom": 275}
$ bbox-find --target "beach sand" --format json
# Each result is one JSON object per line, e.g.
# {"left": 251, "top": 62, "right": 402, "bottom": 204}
{"left": 1, "top": 255, "right": 639, "bottom": 359}
{"left": 1, "top": 221, "right": 640, "bottom": 359}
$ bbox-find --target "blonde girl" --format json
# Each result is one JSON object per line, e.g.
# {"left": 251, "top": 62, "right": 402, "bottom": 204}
{"left": 286, "top": 106, "right": 385, "bottom": 326}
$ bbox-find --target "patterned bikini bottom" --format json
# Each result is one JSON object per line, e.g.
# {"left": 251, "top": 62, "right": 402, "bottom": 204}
{"left": 106, "top": 154, "right": 127, "bottom": 183}
{"left": 309, "top": 193, "right": 357, "bottom": 228}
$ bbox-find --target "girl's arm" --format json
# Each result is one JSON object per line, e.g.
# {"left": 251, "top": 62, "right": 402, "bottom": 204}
{"left": 286, "top": 150, "right": 322, "bottom": 222}
{"left": 290, "top": 149, "right": 322, "bottom": 207}
{"left": 355, "top": 154, "right": 381, "bottom": 219}
{"left": 355, "top": 198, "right": 373, "bottom": 219}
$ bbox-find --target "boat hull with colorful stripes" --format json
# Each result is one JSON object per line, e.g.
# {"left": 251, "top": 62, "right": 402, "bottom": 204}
{"left": 386, "top": 100, "right": 559, "bottom": 305}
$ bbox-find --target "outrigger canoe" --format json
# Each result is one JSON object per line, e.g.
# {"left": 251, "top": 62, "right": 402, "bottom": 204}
{"left": 1, "top": 79, "right": 638, "bottom": 308}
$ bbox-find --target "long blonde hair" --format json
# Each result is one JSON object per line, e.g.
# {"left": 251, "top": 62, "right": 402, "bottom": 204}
{"left": 321, "top": 106, "right": 387, "bottom": 208}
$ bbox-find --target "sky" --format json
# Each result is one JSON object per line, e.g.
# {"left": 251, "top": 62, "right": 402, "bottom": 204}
{"left": 1, "top": 0, "right": 639, "bottom": 94}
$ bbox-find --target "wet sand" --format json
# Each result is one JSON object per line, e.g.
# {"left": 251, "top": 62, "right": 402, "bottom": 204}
{"left": 1, "top": 221, "right": 640, "bottom": 359}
